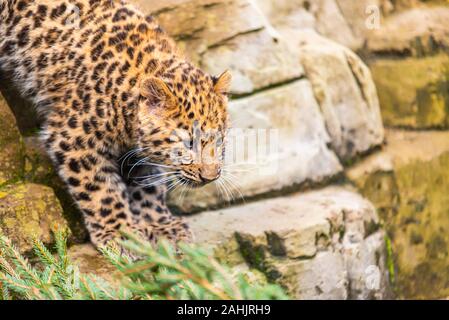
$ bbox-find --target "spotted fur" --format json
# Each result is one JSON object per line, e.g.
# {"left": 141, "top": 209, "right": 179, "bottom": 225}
{"left": 0, "top": 0, "right": 231, "bottom": 248}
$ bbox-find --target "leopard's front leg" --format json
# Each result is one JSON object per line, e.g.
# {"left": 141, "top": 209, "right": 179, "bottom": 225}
{"left": 126, "top": 166, "right": 193, "bottom": 245}
{"left": 43, "top": 124, "right": 154, "bottom": 248}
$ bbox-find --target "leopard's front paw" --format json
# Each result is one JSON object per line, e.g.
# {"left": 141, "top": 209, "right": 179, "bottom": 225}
{"left": 152, "top": 217, "right": 194, "bottom": 245}
{"left": 93, "top": 226, "right": 155, "bottom": 261}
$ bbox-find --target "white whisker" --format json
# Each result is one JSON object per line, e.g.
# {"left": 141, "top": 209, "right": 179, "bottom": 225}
{"left": 135, "top": 171, "right": 178, "bottom": 180}
{"left": 221, "top": 174, "right": 245, "bottom": 203}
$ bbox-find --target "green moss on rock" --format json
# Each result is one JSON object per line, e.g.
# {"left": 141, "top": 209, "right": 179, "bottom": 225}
{"left": 0, "top": 183, "right": 69, "bottom": 253}
{"left": 357, "top": 151, "right": 449, "bottom": 299}
{"left": 357, "top": 170, "right": 400, "bottom": 220}
{"left": 0, "top": 93, "right": 25, "bottom": 186}
{"left": 392, "top": 152, "right": 449, "bottom": 298}
{"left": 370, "top": 54, "right": 449, "bottom": 129}
{"left": 213, "top": 236, "right": 247, "bottom": 267}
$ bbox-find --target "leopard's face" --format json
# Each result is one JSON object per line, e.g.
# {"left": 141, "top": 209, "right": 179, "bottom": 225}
{"left": 136, "top": 69, "right": 231, "bottom": 187}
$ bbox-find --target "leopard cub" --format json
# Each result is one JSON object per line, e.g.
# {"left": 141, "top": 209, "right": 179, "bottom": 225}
{"left": 0, "top": 0, "right": 231, "bottom": 248}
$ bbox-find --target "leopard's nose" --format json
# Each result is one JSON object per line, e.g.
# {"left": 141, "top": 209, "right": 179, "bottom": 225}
{"left": 199, "top": 164, "right": 220, "bottom": 183}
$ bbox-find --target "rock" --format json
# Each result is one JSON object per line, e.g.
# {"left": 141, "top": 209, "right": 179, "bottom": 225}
{"left": 260, "top": 1, "right": 449, "bottom": 53}
{"left": 370, "top": 54, "right": 449, "bottom": 129}
{"left": 269, "top": 251, "right": 349, "bottom": 300}
{"left": 335, "top": 0, "right": 385, "bottom": 47}
{"left": 0, "top": 183, "right": 68, "bottom": 253}
{"left": 257, "top": 0, "right": 316, "bottom": 30}
{"left": 24, "top": 137, "right": 56, "bottom": 185}
{"left": 131, "top": 0, "right": 266, "bottom": 65}
{"left": 348, "top": 129, "right": 449, "bottom": 299}
{"left": 297, "top": 31, "right": 385, "bottom": 160}
{"left": 258, "top": 0, "right": 363, "bottom": 51}
{"left": 169, "top": 79, "right": 343, "bottom": 212}
{"left": 349, "top": 129, "right": 449, "bottom": 172}
{"left": 24, "top": 137, "right": 88, "bottom": 243}
{"left": 132, "top": 1, "right": 305, "bottom": 95}
{"left": 0, "top": 92, "right": 24, "bottom": 186}
{"left": 187, "top": 187, "right": 390, "bottom": 299}
{"left": 68, "top": 244, "right": 118, "bottom": 282}
{"left": 367, "top": 7, "right": 449, "bottom": 56}
{"left": 67, "top": 243, "right": 269, "bottom": 288}
{"left": 200, "top": 28, "right": 305, "bottom": 96}
{"left": 309, "top": 0, "right": 364, "bottom": 51}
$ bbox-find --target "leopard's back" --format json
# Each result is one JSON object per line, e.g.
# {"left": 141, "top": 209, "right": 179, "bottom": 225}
{"left": 2, "top": 0, "right": 83, "bottom": 102}
{"left": 0, "top": 0, "right": 173, "bottom": 115}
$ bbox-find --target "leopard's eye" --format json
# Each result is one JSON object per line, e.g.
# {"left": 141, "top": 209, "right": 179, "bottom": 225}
{"left": 181, "top": 152, "right": 193, "bottom": 165}
{"left": 172, "top": 147, "right": 192, "bottom": 165}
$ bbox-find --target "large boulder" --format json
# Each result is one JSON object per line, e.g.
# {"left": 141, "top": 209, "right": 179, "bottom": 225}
{"left": 200, "top": 28, "right": 305, "bottom": 95}
{"left": 187, "top": 187, "right": 391, "bottom": 299}
{"left": 133, "top": 0, "right": 304, "bottom": 95}
{"left": 258, "top": 0, "right": 364, "bottom": 51}
{"left": 131, "top": 0, "right": 266, "bottom": 65}
{"left": 370, "top": 54, "right": 449, "bottom": 129}
{"left": 366, "top": 7, "right": 449, "bottom": 56}
{"left": 0, "top": 93, "right": 24, "bottom": 186}
{"left": 364, "top": 6, "right": 449, "bottom": 129}
{"left": 348, "top": 129, "right": 449, "bottom": 299}
{"left": 0, "top": 183, "right": 68, "bottom": 253}
{"left": 303, "top": 0, "right": 367, "bottom": 50}
{"left": 296, "top": 32, "right": 384, "bottom": 160}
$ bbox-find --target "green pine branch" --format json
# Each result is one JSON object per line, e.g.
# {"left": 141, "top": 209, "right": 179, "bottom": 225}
{"left": 0, "top": 229, "right": 288, "bottom": 300}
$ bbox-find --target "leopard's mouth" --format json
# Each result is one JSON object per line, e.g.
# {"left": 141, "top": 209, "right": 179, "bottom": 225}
{"left": 179, "top": 172, "right": 217, "bottom": 188}
{"left": 179, "top": 176, "right": 207, "bottom": 188}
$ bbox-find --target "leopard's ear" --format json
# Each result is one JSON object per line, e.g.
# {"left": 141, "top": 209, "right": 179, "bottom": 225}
{"left": 140, "top": 77, "right": 176, "bottom": 109}
{"left": 213, "top": 70, "right": 232, "bottom": 95}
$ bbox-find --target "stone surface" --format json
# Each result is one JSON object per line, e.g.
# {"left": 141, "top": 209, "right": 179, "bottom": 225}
{"left": 257, "top": 0, "right": 316, "bottom": 30}
{"left": 68, "top": 244, "right": 118, "bottom": 282}
{"left": 0, "top": 183, "right": 68, "bottom": 253}
{"left": 131, "top": 0, "right": 266, "bottom": 65}
{"left": 259, "top": 0, "right": 363, "bottom": 51}
{"left": 348, "top": 129, "right": 449, "bottom": 299}
{"left": 311, "top": 0, "right": 365, "bottom": 50}
{"left": 0, "top": 92, "right": 24, "bottom": 186}
{"left": 24, "top": 137, "right": 56, "bottom": 185}
{"left": 259, "top": 1, "right": 449, "bottom": 53}
{"left": 367, "top": 7, "right": 449, "bottom": 56}
{"left": 187, "top": 187, "right": 390, "bottom": 299}
{"left": 334, "top": 0, "right": 427, "bottom": 48}
{"left": 388, "top": 153, "right": 449, "bottom": 299}
{"left": 200, "top": 28, "right": 305, "bottom": 96}
{"left": 370, "top": 54, "right": 449, "bottom": 128}
{"left": 130, "top": 0, "right": 305, "bottom": 95}
{"left": 67, "top": 242, "right": 269, "bottom": 288}
{"left": 169, "top": 80, "right": 343, "bottom": 212}
{"left": 297, "top": 32, "right": 384, "bottom": 159}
